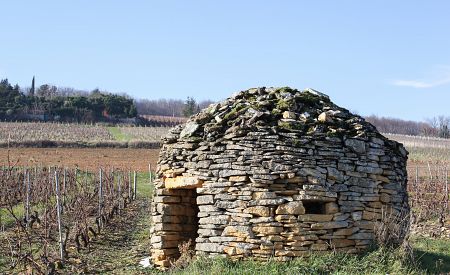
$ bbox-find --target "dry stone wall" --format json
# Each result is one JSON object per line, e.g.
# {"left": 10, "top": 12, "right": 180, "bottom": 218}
{"left": 150, "top": 87, "right": 409, "bottom": 268}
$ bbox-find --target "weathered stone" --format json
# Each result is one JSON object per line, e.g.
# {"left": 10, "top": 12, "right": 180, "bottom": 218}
{"left": 276, "top": 201, "right": 305, "bottom": 215}
{"left": 199, "top": 215, "right": 230, "bottom": 225}
{"left": 380, "top": 193, "right": 391, "bottom": 203}
{"left": 222, "top": 226, "right": 254, "bottom": 238}
{"left": 219, "top": 170, "right": 247, "bottom": 178}
{"left": 327, "top": 167, "right": 344, "bottom": 182}
{"left": 209, "top": 236, "right": 236, "bottom": 243}
{"left": 362, "top": 211, "right": 381, "bottom": 221}
{"left": 196, "top": 243, "right": 224, "bottom": 253}
{"left": 165, "top": 176, "right": 204, "bottom": 189}
{"left": 318, "top": 112, "right": 332, "bottom": 123}
{"left": 355, "top": 221, "right": 376, "bottom": 230}
{"left": 198, "top": 229, "right": 223, "bottom": 237}
{"left": 229, "top": 175, "right": 248, "bottom": 182}
{"left": 311, "top": 243, "right": 329, "bottom": 251}
{"left": 275, "top": 215, "right": 297, "bottom": 223}
{"left": 153, "top": 196, "right": 181, "bottom": 203}
{"left": 249, "top": 217, "right": 274, "bottom": 223}
{"left": 244, "top": 206, "right": 271, "bottom": 217}
{"left": 197, "top": 195, "right": 214, "bottom": 205}
{"left": 345, "top": 138, "right": 366, "bottom": 154}
{"left": 356, "top": 166, "right": 383, "bottom": 175}
{"left": 311, "top": 221, "right": 348, "bottom": 230}
{"left": 249, "top": 198, "right": 287, "bottom": 206}
{"left": 348, "top": 232, "right": 374, "bottom": 240}
{"left": 298, "top": 214, "right": 333, "bottom": 222}
{"left": 283, "top": 111, "right": 296, "bottom": 119}
{"left": 180, "top": 121, "right": 199, "bottom": 138}
{"left": 275, "top": 250, "right": 309, "bottom": 257}
{"left": 253, "top": 192, "right": 277, "bottom": 199}
{"left": 252, "top": 226, "right": 283, "bottom": 235}
{"left": 330, "top": 239, "right": 356, "bottom": 248}
{"left": 352, "top": 211, "right": 363, "bottom": 221}
{"left": 324, "top": 202, "right": 339, "bottom": 214}
{"left": 334, "top": 227, "right": 359, "bottom": 236}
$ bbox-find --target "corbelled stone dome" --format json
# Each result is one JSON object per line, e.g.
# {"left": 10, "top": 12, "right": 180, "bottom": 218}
{"left": 150, "top": 87, "right": 409, "bottom": 268}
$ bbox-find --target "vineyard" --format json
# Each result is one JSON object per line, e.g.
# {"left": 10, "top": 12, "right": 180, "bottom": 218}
{"left": 140, "top": 115, "right": 187, "bottom": 127}
{"left": 407, "top": 164, "right": 450, "bottom": 237}
{"left": 0, "top": 164, "right": 151, "bottom": 274}
{"left": 0, "top": 129, "right": 449, "bottom": 273}
{"left": 384, "top": 134, "right": 450, "bottom": 236}
{"left": 0, "top": 122, "right": 114, "bottom": 143}
{"left": 0, "top": 122, "right": 170, "bottom": 148}
{"left": 112, "top": 126, "right": 170, "bottom": 142}
{"left": 385, "top": 133, "right": 450, "bottom": 163}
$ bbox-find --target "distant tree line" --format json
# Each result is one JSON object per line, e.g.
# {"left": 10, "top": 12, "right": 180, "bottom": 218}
{"left": 135, "top": 97, "right": 214, "bottom": 117}
{"left": 3, "top": 77, "right": 448, "bottom": 137}
{"left": 365, "top": 115, "right": 450, "bottom": 138}
{"left": 0, "top": 78, "right": 137, "bottom": 122}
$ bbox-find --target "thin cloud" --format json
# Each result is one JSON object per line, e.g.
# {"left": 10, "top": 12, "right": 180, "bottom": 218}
{"left": 391, "top": 66, "right": 450, "bottom": 88}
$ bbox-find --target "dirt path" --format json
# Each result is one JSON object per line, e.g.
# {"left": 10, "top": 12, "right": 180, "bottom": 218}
{"left": 68, "top": 198, "right": 153, "bottom": 274}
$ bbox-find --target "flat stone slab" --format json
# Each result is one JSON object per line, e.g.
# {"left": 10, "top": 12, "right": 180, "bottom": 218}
{"left": 164, "top": 176, "right": 203, "bottom": 189}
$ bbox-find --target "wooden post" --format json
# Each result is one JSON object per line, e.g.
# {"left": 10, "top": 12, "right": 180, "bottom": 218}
{"left": 54, "top": 171, "right": 64, "bottom": 262}
{"left": 98, "top": 169, "right": 103, "bottom": 228}
{"left": 62, "top": 168, "right": 67, "bottom": 213}
{"left": 26, "top": 168, "right": 30, "bottom": 223}
{"left": 415, "top": 166, "right": 419, "bottom": 185}
{"left": 23, "top": 168, "right": 30, "bottom": 224}
{"left": 128, "top": 171, "right": 132, "bottom": 201}
{"left": 133, "top": 171, "right": 137, "bottom": 200}
{"left": 110, "top": 168, "right": 115, "bottom": 197}
{"left": 427, "top": 162, "right": 433, "bottom": 181}
{"left": 118, "top": 173, "right": 122, "bottom": 215}
{"left": 446, "top": 167, "right": 449, "bottom": 218}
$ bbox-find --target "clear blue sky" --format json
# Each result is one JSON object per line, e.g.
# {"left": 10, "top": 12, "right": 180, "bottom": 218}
{"left": 1, "top": 1, "right": 449, "bottom": 121}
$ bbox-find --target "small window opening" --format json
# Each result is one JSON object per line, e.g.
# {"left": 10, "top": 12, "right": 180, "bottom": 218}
{"left": 303, "top": 201, "right": 326, "bottom": 214}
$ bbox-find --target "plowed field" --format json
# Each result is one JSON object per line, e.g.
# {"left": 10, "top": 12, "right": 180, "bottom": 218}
{"left": 0, "top": 148, "right": 160, "bottom": 172}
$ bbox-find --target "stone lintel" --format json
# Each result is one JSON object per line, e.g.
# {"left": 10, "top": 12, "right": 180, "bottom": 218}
{"left": 164, "top": 176, "right": 203, "bottom": 189}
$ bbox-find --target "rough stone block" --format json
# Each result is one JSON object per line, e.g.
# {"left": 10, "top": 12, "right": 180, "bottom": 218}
{"left": 298, "top": 214, "right": 333, "bottom": 222}
{"left": 195, "top": 243, "right": 224, "bottom": 253}
{"left": 197, "top": 195, "right": 214, "bottom": 205}
{"left": 276, "top": 201, "right": 305, "bottom": 215}
{"left": 244, "top": 206, "right": 271, "bottom": 217}
{"left": 311, "top": 243, "right": 329, "bottom": 251}
{"left": 330, "top": 239, "right": 356, "bottom": 248}
{"left": 164, "top": 176, "right": 203, "bottom": 189}
{"left": 252, "top": 226, "right": 283, "bottom": 235}
{"left": 311, "top": 221, "right": 348, "bottom": 230}
{"left": 229, "top": 175, "right": 248, "bottom": 182}
{"left": 222, "top": 226, "right": 254, "bottom": 238}
{"left": 325, "top": 202, "right": 339, "bottom": 214}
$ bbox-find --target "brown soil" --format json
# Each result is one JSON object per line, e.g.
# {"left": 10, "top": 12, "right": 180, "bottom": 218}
{"left": 0, "top": 148, "right": 160, "bottom": 172}
{"left": 0, "top": 148, "right": 431, "bottom": 174}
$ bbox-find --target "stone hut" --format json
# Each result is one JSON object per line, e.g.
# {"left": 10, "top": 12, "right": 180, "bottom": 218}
{"left": 150, "top": 87, "right": 409, "bottom": 268}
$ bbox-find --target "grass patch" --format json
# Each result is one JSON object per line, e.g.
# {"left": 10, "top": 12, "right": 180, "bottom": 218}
{"left": 136, "top": 172, "right": 154, "bottom": 198}
{"left": 412, "top": 237, "right": 450, "bottom": 274}
{"left": 145, "top": 238, "right": 450, "bottom": 274}
{"left": 0, "top": 204, "right": 25, "bottom": 228}
{"left": 108, "top": 127, "right": 133, "bottom": 142}
{"left": 162, "top": 248, "right": 416, "bottom": 275}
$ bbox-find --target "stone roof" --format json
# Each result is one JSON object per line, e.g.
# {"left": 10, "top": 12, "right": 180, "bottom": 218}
{"left": 162, "top": 87, "right": 406, "bottom": 157}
